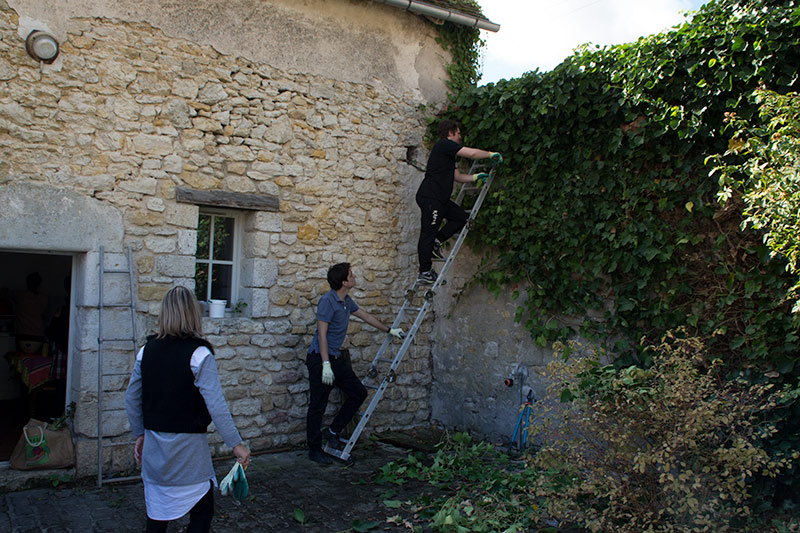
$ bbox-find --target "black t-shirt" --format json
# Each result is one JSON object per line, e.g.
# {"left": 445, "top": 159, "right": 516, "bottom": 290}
{"left": 417, "top": 138, "right": 462, "bottom": 202}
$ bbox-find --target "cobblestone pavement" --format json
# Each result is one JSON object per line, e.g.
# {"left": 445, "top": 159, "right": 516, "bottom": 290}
{"left": 1, "top": 441, "right": 440, "bottom": 533}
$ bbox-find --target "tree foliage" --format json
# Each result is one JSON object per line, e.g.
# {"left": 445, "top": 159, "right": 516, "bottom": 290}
{"left": 441, "top": 0, "right": 800, "bottom": 376}
{"left": 712, "top": 89, "right": 800, "bottom": 310}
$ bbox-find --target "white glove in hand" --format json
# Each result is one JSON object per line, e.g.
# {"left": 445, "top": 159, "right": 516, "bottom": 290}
{"left": 388, "top": 328, "right": 405, "bottom": 339}
{"left": 322, "top": 361, "right": 334, "bottom": 385}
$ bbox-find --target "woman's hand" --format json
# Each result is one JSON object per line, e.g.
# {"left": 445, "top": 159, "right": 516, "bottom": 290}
{"left": 134, "top": 435, "right": 144, "bottom": 465}
{"left": 233, "top": 443, "right": 250, "bottom": 469}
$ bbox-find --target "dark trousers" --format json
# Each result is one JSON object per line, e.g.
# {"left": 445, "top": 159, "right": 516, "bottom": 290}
{"left": 145, "top": 480, "right": 214, "bottom": 533}
{"left": 306, "top": 350, "right": 367, "bottom": 451}
{"left": 416, "top": 195, "right": 468, "bottom": 273}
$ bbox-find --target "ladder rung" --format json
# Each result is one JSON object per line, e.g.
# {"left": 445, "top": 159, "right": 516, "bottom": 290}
{"left": 99, "top": 338, "right": 136, "bottom": 343}
{"left": 365, "top": 383, "right": 379, "bottom": 390}
{"left": 100, "top": 304, "right": 133, "bottom": 308}
{"left": 102, "top": 269, "right": 131, "bottom": 274}
{"left": 101, "top": 440, "right": 136, "bottom": 448}
{"left": 101, "top": 371, "right": 131, "bottom": 377}
{"left": 101, "top": 475, "right": 141, "bottom": 485}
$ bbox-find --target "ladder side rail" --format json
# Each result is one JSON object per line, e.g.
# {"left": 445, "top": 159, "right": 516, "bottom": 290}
{"left": 127, "top": 247, "right": 137, "bottom": 349}
{"left": 97, "top": 247, "right": 105, "bottom": 487}
{"left": 337, "top": 297, "right": 434, "bottom": 459}
{"left": 434, "top": 166, "right": 496, "bottom": 289}
{"left": 364, "top": 294, "right": 418, "bottom": 376}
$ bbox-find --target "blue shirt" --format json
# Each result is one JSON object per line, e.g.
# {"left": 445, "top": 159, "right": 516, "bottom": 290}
{"left": 308, "top": 289, "right": 359, "bottom": 356}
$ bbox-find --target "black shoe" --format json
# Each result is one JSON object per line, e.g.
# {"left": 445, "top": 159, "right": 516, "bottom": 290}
{"left": 417, "top": 269, "right": 438, "bottom": 285}
{"left": 323, "top": 428, "right": 345, "bottom": 450}
{"left": 431, "top": 239, "right": 445, "bottom": 260}
{"left": 309, "top": 449, "right": 333, "bottom": 465}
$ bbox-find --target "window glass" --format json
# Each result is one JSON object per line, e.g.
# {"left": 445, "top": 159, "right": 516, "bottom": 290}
{"left": 212, "top": 216, "right": 235, "bottom": 261}
{"left": 197, "top": 215, "right": 210, "bottom": 259}
{"left": 210, "top": 264, "right": 232, "bottom": 300}
{"left": 195, "top": 211, "right": 237, "bottom": 306}
{"left": 194, "top": 262, "right": 209, "bottom": 302}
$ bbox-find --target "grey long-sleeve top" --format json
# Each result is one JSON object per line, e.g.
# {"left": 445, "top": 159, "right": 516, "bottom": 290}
{"left": 125, "top": 344, "right": 242, "bottom": 486}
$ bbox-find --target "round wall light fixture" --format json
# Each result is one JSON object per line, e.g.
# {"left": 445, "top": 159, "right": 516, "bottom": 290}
{"left": 25, "top": 30, "right": 59, "bottom": 64}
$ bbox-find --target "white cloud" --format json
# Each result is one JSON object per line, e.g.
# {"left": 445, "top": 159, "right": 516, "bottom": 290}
{"left": 477, "top": 0, "right": 707, "bottom": 84}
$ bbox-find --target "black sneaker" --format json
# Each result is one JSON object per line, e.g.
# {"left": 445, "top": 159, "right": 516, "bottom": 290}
{"left": 417, "top": 269, "right": 438, "bottom": 285}
{"left": 431, "top": 239, "right": 445, "bottom": 260}
{"left": 323, "top": 428, "right": 345, "bottom": 450}
{"left": 309, "top": 449, "right": 333, "bottom": 464}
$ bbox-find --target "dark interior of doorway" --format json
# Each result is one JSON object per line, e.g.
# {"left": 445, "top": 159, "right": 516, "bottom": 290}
{"left": 0, "top": 251, "right": 72, "bottom": 462}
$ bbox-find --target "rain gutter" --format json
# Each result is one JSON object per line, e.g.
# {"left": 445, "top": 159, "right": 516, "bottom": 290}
{"left": 374, "top": 0, "right": 500, "bottom": 32}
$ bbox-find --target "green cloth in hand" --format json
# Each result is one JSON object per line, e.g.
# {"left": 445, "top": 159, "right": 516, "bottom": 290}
{"left": 220, "top": 461, "right": 249, "bottom": 501}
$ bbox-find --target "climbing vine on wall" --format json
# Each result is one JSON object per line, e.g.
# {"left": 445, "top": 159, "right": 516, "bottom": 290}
{"left": 442, "top": 0, "right": 800, "bottom": 373}
{"left": 428, "top": 0, "right": 486, "bottom": 94}
{"left": 435, "top": 20, "right": 484, "bottom": 94}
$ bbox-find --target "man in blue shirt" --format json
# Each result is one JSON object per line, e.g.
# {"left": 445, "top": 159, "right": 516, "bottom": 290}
{"left": 415, "top": 119, "right": 502, "bottom": 284}
{"left": 306, "top": 262, "right": 404, "bottom": 464}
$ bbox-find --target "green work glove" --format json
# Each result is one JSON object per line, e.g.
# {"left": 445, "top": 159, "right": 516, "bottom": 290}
{"left": 220, "top": 461, "right": 249, "bottom": 501}
{"left": 490, "top": 152, "right": 503, "bottom": 165}
{"left": 388, "top": 328, "right": 405, "bottom": 339}
{"left": 322, "top": 361, "right": 334, "bottom": 385}
{"left": 232, "top": 464, "right": 248, "bottom": 501}
{"left": 473, "top": 173, "right": 490, "bottom": 186}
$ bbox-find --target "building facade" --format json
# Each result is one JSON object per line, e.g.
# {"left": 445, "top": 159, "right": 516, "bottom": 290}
{"left": 0, "top": 0, "right": 498, "bottom": 478}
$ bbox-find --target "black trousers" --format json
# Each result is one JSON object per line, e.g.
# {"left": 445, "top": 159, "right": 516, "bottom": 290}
{"left": 306, "top": 350, "right": 367, "bottom": 451}
{"left": 145, "top": 480, "right": 214, "bottom": 533}
{"left": 416, "top": 194, "right": 468, "bottom": 273}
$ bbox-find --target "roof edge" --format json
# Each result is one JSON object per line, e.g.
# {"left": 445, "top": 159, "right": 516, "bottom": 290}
{"left": 374, "top": 0, "right": 500, "bottom": 32}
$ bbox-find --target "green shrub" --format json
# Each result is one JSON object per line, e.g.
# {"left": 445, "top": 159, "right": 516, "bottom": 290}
{"left": 532, "top": 333, "right": 797, "bottom": 532}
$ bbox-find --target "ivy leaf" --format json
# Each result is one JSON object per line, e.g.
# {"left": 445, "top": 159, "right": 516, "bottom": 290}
{"left": 560, "top": 389, "right": 576, "bottom": 403}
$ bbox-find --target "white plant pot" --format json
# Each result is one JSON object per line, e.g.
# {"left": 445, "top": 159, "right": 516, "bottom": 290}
{"left": 208, "top": 299, "right": 227, "bottom": 318}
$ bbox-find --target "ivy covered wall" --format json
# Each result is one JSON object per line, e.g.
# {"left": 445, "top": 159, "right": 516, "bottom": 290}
{"left": 449, "top": 0, "right": 800, "bottom": 368}
{"left": 430, "top": 0, "right": 800, "bottom": 453}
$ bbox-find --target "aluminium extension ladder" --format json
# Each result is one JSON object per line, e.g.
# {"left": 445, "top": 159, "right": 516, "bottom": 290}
{"left": 323, "top": 161, "right": 498, "bottom": 462}
{"left": 96, "top": 246, "right": 139, "bottom": 487}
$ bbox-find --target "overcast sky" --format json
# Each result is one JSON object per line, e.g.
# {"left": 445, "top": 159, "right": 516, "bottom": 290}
{"left": 478, "top": 0, "right": 708, "bottom": 84}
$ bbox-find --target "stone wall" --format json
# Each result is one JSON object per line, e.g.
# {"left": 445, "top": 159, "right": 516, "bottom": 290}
{"left": 430, "top": 247, "right": 557, "bottom": 444}
{"left": 0, "top": 0, "right": 445, "bottom": 475}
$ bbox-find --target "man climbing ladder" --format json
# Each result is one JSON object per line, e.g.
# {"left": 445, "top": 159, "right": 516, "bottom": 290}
{"left": 415, "top": 119, "right": 503, "bottom": 284}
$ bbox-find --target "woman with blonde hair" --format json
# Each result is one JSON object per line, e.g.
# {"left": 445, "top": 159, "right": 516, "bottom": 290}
{"left": 125, "top": 286, "right": 250, "bottom": 532}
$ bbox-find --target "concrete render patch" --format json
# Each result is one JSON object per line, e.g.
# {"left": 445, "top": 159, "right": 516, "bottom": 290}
{"left": 0, "top": 442, "right": 445, "bottom": 532}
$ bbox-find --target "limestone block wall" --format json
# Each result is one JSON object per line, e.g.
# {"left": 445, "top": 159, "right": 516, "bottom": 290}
{"left": 428, "top": 246, "right": 553, "bottom": 444}
{"left": 0, "top": 0, "right": 444, "bottom": 475}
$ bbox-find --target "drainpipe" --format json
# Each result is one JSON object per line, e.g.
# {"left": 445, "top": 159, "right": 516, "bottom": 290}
{"left": 375, "top": 0, "right": 501, "bottom": 32}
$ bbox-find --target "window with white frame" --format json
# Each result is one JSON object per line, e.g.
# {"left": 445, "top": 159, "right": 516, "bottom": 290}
{"left": 195, "top": 210, "right": 241, "bottom": 308}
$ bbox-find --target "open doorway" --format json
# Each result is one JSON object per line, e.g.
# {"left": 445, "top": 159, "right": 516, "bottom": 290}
{"left": 0, "top": 251, "right": 72, "bottom": 464}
